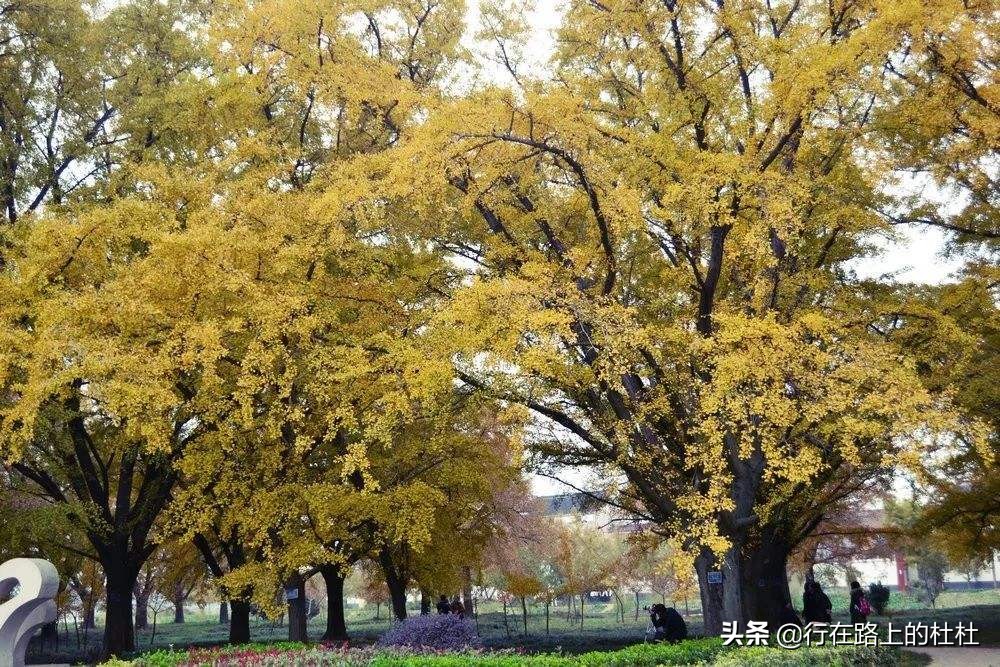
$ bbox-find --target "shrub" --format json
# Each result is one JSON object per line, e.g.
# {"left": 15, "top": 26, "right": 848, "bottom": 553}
{"left": 369, "top": 638, "right": 728, "bottom": 666}
{"left": 98, "top": 659, "right": 134, "bottom": 667}
{"left": 868, "top": 582, "right": 891, "bottom": 615}
{"left": 377, "top": 614, "right": 482, "bottom": 651}
{"left": 574, "top": 638, "right": 728, "bottom": 666}
{"left": 912, "top": 549, "right": 948, "bottom": 608}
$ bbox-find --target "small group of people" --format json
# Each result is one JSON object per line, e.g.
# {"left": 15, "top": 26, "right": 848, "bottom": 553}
{"left": 790, "top": 579, "right": 870, "bottom": 626}
{"left": 436, "top": 594, "right": 466, "bottom": 617}
{"left": 645, "top": 579, "right": 870, "bottom": 642}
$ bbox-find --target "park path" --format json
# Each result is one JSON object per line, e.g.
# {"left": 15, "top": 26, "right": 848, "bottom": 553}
{"left": 908, "top": 647, "right": 1000, "bottom": 666}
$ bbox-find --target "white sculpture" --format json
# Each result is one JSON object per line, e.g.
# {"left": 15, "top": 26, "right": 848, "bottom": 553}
{"left": 0, "top": 558, "right": 59, "bottom": 667}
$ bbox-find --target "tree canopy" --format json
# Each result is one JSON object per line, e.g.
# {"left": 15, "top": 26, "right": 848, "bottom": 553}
{"left": 0, "top": 0, "right": 995, "bottom": 652}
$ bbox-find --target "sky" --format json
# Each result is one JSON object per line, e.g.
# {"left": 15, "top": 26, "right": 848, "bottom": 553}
{"left": 464, "top": 2, "right": 969, "bottom": 495}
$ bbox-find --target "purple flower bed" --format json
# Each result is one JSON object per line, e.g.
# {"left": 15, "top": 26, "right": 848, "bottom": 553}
{"left": 377, "top": 614, "right": 482, "bottom": 651}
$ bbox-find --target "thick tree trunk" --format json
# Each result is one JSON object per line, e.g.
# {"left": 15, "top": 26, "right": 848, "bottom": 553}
{"left": 737, "top": 536, "right": 792, "bottom": 628}
{"left": 461, "top": 566, "right": 475, "bottom": 616}
{"left": 192, "top": 535, "right": 257, "bottom": 644}
{"left": 82, "top": 593, "right": 97, "bottom": 630}
{"left": 695, "top": 549, "right": 725, "bottom": 636}
{"left": 378, "top": 549, "right": 408, "bottom": 621}
{"left": 320, "top": 565, "right": 348, "bottom": 641}
{"left": 420, "top": 589, "right": 431, "bottom": 615}
{"left": 229, "top": 600, "right": 251, "bottom": 644}
{"left": 721, "top": 543, "right": 746, "bottom": 632}
{"left": 385, "top": 577, "right": 407, "bottom": 620}
{"left": 173, "top": 583, "right": 185, "bottom": 623}
{"left": 286, "top": 572, "right": 308, "bottom": 642}
{"left": 134, "top": 586, "right": 150, "bottom": 631}
{"left": 104, "top": 567, "right": 139, "bottom": 656}
{"left": 702, "top": 533, "right": 792, "bottom": 633}
{"left": 173, "top": 599, "right": 185, "bottom": 624}
{"left": 803, "top": 542, "right": 819, "bottom": 584}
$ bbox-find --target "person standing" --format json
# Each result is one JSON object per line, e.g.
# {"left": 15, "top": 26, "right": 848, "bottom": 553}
{"left": 803, "top": 580, "right": 833, "bottom": 624}
{"left": 436, "top": 594, "right": 451, "bottom": 614}
{"left": 449, "top": 596, "right": 466, "bottom": 618}
{"left": 849, "top": 581, "right": 871, "bottom": 625}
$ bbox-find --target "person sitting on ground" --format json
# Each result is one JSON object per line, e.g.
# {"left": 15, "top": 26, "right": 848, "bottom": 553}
{"left": 449, "top": 596, "right": 466, "bottom": 618}
{"left": 649, "top": 603, "right": 687, "bottom": 642}
{"left": 849, "top": 580, "right": 871, "bottom": 625}
{"left": 436, "top": 594, "right": 451, "bottom": 615}
{"left": 802, "top": 580, "right": 832, "bottom": 624}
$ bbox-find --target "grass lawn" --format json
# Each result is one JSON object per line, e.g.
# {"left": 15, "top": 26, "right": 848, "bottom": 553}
{"left": 27, "top": 588, "right": 1000, "bottom": 664}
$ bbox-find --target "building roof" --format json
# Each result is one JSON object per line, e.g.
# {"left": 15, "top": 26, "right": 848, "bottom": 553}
{"left": 540, "top": 492, "right": 606, "bottom": 516}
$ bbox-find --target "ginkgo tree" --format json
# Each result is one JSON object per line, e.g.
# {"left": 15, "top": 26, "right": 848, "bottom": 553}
{"left": 0, "top": 0, "right": 210, "bottom": 226}
{"left": 898, "top": 270, "right": 999, "bottom": 562}
{"left": 0, "top": 0, "right": 473, "bottom": 655}
{"left": 353, "top": 0, "right": 995, "bottom": 631}
{"left": 2, "top": 0, "right": 994, "bottom": 652}
{"left": 0, "top": 1, "right": 218, "bottom": 653}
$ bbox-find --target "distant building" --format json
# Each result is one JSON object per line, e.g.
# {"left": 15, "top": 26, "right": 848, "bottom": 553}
{"left": 810, "top": 507, "right": 1000, "bottom": 592}
{"left": 539, "top": 493, "right": 1000, "bottom": 593}
{"left": 821, "top": 552, "right": 999, "bottom": 592}
{"left": 541, "top": 492, "right": 607, "bottom": 520}
{"left": 540, "top": 491, "right": 643, "bottom": 534}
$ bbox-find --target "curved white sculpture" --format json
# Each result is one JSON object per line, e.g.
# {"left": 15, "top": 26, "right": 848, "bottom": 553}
{"left": 0, "top": 558, "right": 59, "bottom": 667}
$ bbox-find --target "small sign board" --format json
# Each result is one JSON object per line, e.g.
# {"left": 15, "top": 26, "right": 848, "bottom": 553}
{"left": 707, "top": 571, "right": 723, "bottom": 584}
{"left": 284, "top": 587, "right": 299, "bottom": 601}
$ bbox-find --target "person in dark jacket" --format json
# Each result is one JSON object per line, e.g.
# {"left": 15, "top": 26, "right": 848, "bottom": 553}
{"left": 662, "top": 607, "right": 688, "bottom": 642}
{"left": 436, "top": 594, "right": 451, "bottom": 614}
{"left": 649, "top": 604, "right": 687, "bottom": 642}
{"left": 802, "top": 580, "right": 833, "bottom": 624}
{"left": 449, "top": 596, "right": 466, "bottom": 618}
{"left": 849, "top": 581, "right": 869, "bottom": 625}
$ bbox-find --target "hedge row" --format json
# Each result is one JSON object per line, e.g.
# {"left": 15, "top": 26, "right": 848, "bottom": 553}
{"left": 710, "top": 644, "right": 900, "bottom": 667}
{"left": 369, "top": 638, "right": 727, "bottom": 667}
{"left": 101, "top": 639, "right": 900, "bottom": 667}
